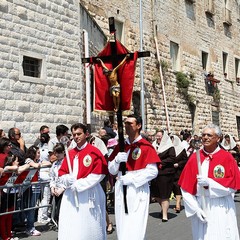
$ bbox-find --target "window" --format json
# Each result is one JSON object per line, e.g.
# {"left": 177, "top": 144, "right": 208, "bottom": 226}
{"left": 22, "top": 56, "right": 41, "bottom": 78}
{"left": 170, "top": 41, "right": 180, "bottom": 71}
{"left": 235, "top": 58, "right": 240, "bottom": 84}
{"left": 201, "top": 51, "right": 209, "bottom": 70}
{"left": 19, "top": 51, "right": 46, "bottom": 84}
{"left": 115, "top": 20, "right": 124, "bottom": 43}
{"left": 212, "top": 110, "right": 220, "bottom": 126}
{"left": 185, "top": 0, "right": 195, "bottom": 20}
{"left": 237, "top": 116, "right": 240, "bottom": 139}
{"left": 132, "top": 91, "right": 140, "bottom": 116}
{"left": 222, "top": 52, "right": 228, "bottom": 77}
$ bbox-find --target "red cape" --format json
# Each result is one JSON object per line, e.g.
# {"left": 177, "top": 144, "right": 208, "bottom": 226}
{"left": 178, "top": 148, "right": 240, "bottom": 195}
{"left": 108, "top": 138, "right": 160, "bottom": 171}
{"left": 59, "top": 144, "right": 108, "bottom": 179}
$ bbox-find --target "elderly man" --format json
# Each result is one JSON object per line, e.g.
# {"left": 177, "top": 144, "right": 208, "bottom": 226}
{"left": 179, "top": 123, "right": 240, "bottom": 240}
{"left": 108, "top": 114, "right": 160, "bottom": 240}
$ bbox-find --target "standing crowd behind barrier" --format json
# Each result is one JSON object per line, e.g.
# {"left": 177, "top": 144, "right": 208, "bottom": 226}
{"left": 0, "top": 126, "right": 55, "bottom": 239}
{"left": 0, "top": 154, "right": 29, "bottom": 240}
{"left": 0, "top": 137, "right": 21, "bottom": 240}
{"left": 0, "top": 122, "right": 118, "bottom": 239}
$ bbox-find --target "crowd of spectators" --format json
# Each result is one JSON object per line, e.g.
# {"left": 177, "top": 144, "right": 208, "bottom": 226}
{"left": 0, "top": 122, "right": 240, "bottom": 239}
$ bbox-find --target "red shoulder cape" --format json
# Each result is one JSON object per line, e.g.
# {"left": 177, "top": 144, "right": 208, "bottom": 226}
{"left": 108, "top": 138, "right": 160, "bottom": 171}
{"left": 59, "top": 143, "right": 108, "bottom": 179}
{"left": 178, "top": 149, "right": 240, "bottom": 195}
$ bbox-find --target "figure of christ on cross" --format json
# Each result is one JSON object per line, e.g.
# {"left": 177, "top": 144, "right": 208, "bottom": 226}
{"left": 82, "top": 16, "right": 150, "bottom": 214}
{"left": 96, "top": 54, "right": 130, "bottom": 112}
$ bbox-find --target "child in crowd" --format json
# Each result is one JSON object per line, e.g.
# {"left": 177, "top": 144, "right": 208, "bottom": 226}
{"left": 49, "top": 143, "right": 65, "bottom": 225}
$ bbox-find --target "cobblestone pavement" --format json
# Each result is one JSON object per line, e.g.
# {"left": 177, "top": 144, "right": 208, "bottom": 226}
{"left": 15, "top": 193, "right": 240, "bottom": 240}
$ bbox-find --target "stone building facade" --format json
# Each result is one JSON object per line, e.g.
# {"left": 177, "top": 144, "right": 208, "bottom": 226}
{"left": 0, "top": 0, "right": 86, "bottom": 144}
{"left": 0, "top": 0, "right": 240, "bottom": 144}
{"left": 81, "top": 0, "right": 240, "bottom": 138}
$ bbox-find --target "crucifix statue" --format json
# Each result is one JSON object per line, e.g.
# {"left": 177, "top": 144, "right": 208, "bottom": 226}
{"left": 82, "top": 17, "right": 150, "bottom": 213}
{"left": 96, "top": 54, "right": 130, "bottom": 112}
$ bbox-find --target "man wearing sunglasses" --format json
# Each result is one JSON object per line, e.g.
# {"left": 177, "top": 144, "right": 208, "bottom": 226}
{"left": 8, "top": 127, "right": 27, "bottom": 164}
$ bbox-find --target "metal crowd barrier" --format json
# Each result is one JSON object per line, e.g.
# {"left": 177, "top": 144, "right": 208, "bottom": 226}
{"left": 0, "top": 166, "right": 52, "bottom": 217}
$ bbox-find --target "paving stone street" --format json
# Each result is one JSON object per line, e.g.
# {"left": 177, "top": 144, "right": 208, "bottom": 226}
{"left": 16, "top": 193, "right": 240, "bottom": 240}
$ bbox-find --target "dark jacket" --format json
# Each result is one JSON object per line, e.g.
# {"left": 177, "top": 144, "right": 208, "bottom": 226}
{"left": 174, "top": 149, "right": 188, "bottom": 180}
{"left": 158, "top": 146, "right": 176, "bottom": 175}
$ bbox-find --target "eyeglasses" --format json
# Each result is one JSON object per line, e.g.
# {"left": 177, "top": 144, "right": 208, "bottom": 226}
{"left": 15, "top": 133, "right": 21, "bottom": 136}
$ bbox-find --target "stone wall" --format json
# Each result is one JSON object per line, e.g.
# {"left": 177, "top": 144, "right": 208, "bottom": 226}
{"left": 0, "top": 0, "right": 83, "bottom": 144}
{"left": 82, "top": 0, "right": 240, "bottom": 138}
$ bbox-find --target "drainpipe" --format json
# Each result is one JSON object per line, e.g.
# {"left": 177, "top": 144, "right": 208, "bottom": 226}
{"left": 83, "top": 29, "right": 91, "bottom": 130}
{"left": 139, "top": 0, "right": 145, "bottom": 131}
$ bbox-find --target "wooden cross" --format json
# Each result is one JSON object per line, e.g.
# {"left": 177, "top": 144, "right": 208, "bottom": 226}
{"left": 82, "top": 17, "right": 150, "bottom": 213}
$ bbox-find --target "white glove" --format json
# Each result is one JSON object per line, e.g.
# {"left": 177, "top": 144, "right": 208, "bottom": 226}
{"left": 60, "top": 174, "right": 76, "bottom": 188}
{"left": 197, "top": 175, "right": 209, "bottom": 187}
{"left": 196, "top": 208, "right": 207, "bottom": 223}
{"left": 70, "top": 181, "right": 78, "bottom": 192}
{"left": 119, "top": 175, "right": 133, "bottom": 186}
{"left": 115, "top": 152, "right": 128, "bottom": 164}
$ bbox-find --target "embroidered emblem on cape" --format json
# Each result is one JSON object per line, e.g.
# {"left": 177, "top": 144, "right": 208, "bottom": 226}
{"left": 213, "top": 165, "right": 225, "bottom": 178}
{"left": 83, "top": 155, "right": 92, "bottom": 167}
{"left": 132, "top": 147, "right": 141, "bottom": 160}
